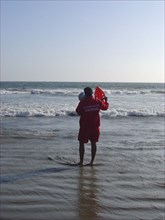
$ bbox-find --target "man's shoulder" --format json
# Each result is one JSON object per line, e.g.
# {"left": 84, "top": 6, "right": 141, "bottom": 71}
{"left": 85, "top": 97, "right": 98, "bottom": 104}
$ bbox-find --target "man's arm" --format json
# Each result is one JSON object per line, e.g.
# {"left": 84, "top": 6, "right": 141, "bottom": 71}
{"left": 100, "top": 98, "right": 109, "bottom": 110}
{"left": 76, "top": 102, "right": 82, "bottom": 115}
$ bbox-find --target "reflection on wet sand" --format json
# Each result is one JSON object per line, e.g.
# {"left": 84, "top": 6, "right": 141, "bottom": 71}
{"left": 77, "top": 167, "right": 100, "bottom": 220}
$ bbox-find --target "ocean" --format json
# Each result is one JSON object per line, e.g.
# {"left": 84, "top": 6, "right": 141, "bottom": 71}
{"left": 0, "top": 82, "right": 164, "bottom": 220}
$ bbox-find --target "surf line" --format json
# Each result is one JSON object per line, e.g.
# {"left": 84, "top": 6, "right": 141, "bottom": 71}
{"left": 0, "top": 166, "right": 70, "bottom": 184}
{"left": 47, "top": 156, "right": 81, "bottom": 166}
{"left": 47, "top": 156, "right": 94, "bottom": 167}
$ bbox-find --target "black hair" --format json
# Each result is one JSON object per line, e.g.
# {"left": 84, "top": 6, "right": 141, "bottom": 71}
{"left": 84, "top": 87, "right": 93, "bottom": 97}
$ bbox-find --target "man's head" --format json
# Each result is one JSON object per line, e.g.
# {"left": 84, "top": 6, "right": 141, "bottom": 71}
{"left": 84, "top": 87, "right": 93, "bottom": 97}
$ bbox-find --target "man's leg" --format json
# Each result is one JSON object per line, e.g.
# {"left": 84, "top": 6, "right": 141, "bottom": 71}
{"left": 90, "top": 141, "right": 97, "bottom": 165}
{"left": 79, "top": 141, "right": 85, "bottom": 165}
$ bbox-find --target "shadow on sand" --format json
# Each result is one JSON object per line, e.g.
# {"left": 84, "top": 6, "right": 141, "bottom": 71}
{"left": 0, "top": 167, "right": 70, "bottom": 184}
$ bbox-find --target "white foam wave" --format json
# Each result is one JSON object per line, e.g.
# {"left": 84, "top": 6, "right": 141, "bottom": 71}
{"left": 30, "top": 89, "right": 79, "bottom": 95}
{"left": 0, "top": 90, "right": 29, "bottom": 95}
{"left": 0, "top": 88, "right": 76, "bottom": 95}
{"left": 1, "top": 88, "right": 164, "bottom": 96}
{"left": 106, "top": 89, "right": 164, "bottom": 95}
{"left": 104, "top": 108, "right": 165, "bottom": 117}
{"left": 1, "top": 107, "right": 164, "bottom": 118}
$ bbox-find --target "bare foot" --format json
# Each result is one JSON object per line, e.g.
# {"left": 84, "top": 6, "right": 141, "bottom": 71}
{"left": 85, "top": 162, "right": 94, "bottom": 166}
{"left": 77, "top": 162, "right": 84, "bottom": 167}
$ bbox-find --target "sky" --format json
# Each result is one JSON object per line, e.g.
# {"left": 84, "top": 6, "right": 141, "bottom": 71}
{"left": 1, "top": 0, "right": 164, "bottom": 82}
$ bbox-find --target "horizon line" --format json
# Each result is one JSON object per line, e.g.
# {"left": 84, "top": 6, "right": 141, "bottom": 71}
{"left": 0, "top": 80, "right": 164, "bottom": 84}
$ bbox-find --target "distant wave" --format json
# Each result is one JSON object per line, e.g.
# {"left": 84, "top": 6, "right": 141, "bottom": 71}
{"left": 0, "top": 88, "right": 79, "bottom": 96}
{"left": 106, "top": 108, "right": 165, "bottom": 117}
{"left": 0, "top": 88, "right": 164, "bottom": 96}
{"left": 1, "top": 108, "right": 164, "bottom": 118}
{"left": 106, "top": 89, "right": 165, "bottom": 95}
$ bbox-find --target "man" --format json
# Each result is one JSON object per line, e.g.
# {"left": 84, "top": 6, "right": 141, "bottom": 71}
{"left": 76, "top": 87, "right": 109, "bottom": 166}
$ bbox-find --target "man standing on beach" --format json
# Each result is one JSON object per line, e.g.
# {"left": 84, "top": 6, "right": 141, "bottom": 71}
{"left": 76, "top": 87, "right": 109, "bottom": 166}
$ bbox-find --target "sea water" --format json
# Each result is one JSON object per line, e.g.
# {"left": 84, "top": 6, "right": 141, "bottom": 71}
{"left": 0, "top": 82, "right": 164, "bottom": 220}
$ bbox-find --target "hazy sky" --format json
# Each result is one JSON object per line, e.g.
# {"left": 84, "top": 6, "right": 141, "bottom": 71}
{"left": 1, "top": 0, "right": 164, "bottom": 82}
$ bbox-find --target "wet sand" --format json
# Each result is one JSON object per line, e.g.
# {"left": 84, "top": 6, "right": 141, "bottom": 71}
{"left": 0, "top": 117, "right": 164, "bottom": 220}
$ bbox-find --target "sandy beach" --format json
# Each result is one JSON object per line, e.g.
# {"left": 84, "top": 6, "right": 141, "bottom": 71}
{"left": 1, "top": 116, "right": 164, "bottom": 220}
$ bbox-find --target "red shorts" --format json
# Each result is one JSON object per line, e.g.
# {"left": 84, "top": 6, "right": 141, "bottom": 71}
{"left": 78, "top": 127, "right": 100, "bottom": 143}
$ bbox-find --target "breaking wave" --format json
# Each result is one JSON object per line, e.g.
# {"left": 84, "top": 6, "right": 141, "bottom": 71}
{"left": 0, "top": 88, "right": 164, "bottom": 96}
{"left": 0, "top": 108, "right": 164, "bottom": 118}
